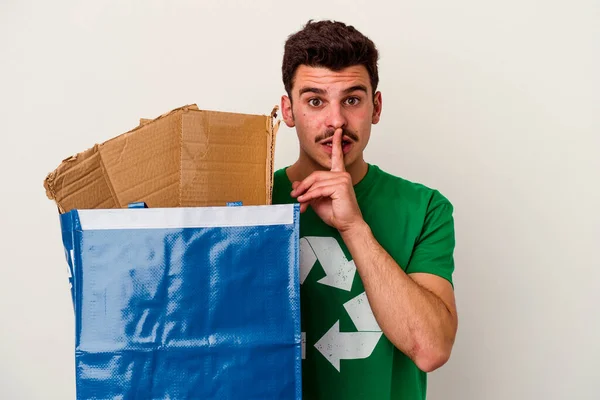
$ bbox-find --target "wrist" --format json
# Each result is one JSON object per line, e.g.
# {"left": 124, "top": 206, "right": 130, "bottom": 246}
{"left": 340, "top": 219, "right": 372, "bottom": 244}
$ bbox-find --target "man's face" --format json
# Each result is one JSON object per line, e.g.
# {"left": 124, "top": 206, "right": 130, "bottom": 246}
{"left": 281, "top": 65, "right": 382, "bottom": 170}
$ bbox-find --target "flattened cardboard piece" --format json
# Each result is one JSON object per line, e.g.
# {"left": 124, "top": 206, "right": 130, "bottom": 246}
{"left": 44, "top": 104, "right": 279, "bottom": 213}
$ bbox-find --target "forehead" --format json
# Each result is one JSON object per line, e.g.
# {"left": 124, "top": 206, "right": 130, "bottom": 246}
{"left": 292, "top": 65, "right": 371, "bottom": 95}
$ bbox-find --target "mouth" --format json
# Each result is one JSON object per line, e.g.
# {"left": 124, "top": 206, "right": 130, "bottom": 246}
{"left": 320, "top": 137, "right": 354, "bottom": 154}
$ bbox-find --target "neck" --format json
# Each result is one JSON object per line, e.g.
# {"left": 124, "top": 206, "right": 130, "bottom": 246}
{"left": 286, "top": 153, "right": 369, "bottom": 186}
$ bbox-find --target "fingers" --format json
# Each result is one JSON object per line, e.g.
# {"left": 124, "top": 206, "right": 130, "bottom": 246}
{"left": 291, "top": 171, "right": 329, "bottom": 197}
{"left": 331, "top": 128, "right": 345, "bottom": 172}
{"left": 292, "top": 170, "right": 351, "bottom": 197}
{"left": 297, "top": 175, "right": 351, "bottom": 202}
{"left": 297, "top": 185, "right": 337, "bottom": 204}
{"left": 297, "top": 177, "right": 348, "bottom": 199}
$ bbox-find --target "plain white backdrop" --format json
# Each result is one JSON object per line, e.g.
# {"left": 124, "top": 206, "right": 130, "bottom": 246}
{"left": 1, "top": 1, "right": 598, "bottom": 399}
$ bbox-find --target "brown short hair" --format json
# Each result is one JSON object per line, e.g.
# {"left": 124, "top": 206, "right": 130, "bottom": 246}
{"left": 282, "top": 20, "right": 379, "bottom": 97}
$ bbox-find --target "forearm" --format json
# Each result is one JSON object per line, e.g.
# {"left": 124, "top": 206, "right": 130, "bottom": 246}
{"left": 341, "top": 221, "right": 457, "bottom": 372}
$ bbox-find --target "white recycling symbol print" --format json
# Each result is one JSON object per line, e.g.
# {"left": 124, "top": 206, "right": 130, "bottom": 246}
{"left": 299, "top": 236, "right": 383, "bottom": 372}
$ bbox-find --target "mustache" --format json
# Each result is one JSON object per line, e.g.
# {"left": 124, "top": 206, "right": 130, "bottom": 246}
{"left": 314, "top": 128, "right": 359, "bottom": 143}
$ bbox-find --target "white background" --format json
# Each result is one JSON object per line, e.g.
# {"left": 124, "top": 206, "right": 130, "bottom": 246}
{"left": 1, "top": 1, "right": 599, "bottom": 399}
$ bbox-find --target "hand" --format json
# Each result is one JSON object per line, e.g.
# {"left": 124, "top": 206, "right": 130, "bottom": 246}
{"left": 290, "top": 128, "right": 364, "bottom": 233}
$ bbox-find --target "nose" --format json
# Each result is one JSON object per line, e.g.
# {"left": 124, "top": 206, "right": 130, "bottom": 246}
{"left": 325, "top": 103, "right": 347, "bottom": 131}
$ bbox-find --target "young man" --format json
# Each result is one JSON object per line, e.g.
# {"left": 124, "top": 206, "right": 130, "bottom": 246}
{"left": 272, "top": 20, "right": 458, "bottom": 399}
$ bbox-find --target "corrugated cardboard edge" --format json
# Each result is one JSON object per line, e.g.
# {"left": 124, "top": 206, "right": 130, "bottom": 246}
{"left": 267, "top": 106, "right": 281, "bottom": 205}
{"left": 43, "top": 145, "right": 121, "bottom": 214}
{"left": 43, "top": 166, "right": 64, "bottom": 213}
{"left": 43, "top": 163, "right": 63, "bottom": 212}
{"left": 43, "top": 104, "right": 200, "bottom": 212}
{"left": 44, "top": 103, "right": 281, "bottom": 210}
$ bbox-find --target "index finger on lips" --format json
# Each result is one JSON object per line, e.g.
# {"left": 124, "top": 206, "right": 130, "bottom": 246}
{"left": 331, "top": 128, "right": 345, "bottom": 172}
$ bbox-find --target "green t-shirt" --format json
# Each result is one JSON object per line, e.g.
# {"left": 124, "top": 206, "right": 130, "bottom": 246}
{"left": 272, "top": 164, "right": 455, "bottom": 400}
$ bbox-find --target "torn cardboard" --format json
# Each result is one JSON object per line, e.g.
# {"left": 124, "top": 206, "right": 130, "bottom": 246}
{"left": 44, "top": 104, "right": 280, "bottom": 213}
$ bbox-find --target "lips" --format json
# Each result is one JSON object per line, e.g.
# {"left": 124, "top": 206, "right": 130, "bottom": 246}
{"left": 320, "top": 137, "right": 354, "bottom": 154}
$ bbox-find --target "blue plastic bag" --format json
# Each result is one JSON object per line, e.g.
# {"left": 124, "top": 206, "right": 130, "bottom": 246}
{"left": 60, "top": 204, "right": 301, "bottom": 399}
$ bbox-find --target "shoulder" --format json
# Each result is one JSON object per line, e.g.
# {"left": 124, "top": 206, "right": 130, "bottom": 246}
{"left": 362, "top": 166, "right": 456, "bottom": 282}
{"left": 273, "top": 166, "right": 288, "bottom": 179}
{"left": 271, "top": 167, "right": 293, "bottom": 205}
{"left": 370, "top": 165, "right": 453, "bottom": 213}
{"left": 273, "top": 167, "right": 290, "bottom": 190}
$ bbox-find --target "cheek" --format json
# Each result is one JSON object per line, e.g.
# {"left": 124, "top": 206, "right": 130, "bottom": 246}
{"left": 293, "top": 120, "right": 313, "bottom": 145}
{"left": 354, "top": 106, "right": 372, "bottom": 121}
{"left": 295, "top": 111, "right": 322, "bottom": 135}
{"left": 347, "top": 110, "right": 371, "bottom": 132}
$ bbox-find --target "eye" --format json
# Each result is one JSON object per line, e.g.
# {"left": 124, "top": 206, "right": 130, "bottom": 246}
{"left": 308, "top": 98, "right": 323, "bottom": 107}
{"left": 344, "top": 96, "right": 361, "bottom": 106}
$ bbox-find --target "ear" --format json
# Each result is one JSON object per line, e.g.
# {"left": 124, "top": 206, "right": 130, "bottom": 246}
{"left": 281, "top": 95, "right": 295, "bottom": 128}
{"left": 372, "top": 91, "right": 382, "bottom": 124}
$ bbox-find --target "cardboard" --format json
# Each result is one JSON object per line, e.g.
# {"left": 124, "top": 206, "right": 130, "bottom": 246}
{"left": 44, "top": 104, "right": 280, "bottom": 213}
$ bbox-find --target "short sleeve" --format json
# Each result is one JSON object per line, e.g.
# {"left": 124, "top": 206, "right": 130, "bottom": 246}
{"left": 405, "top": 191, "right": 456, "bottom": 287}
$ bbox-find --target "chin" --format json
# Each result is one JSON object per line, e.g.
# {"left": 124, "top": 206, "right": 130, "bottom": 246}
{"left": 322, "top": 156, "right": 352, "bottom": 170}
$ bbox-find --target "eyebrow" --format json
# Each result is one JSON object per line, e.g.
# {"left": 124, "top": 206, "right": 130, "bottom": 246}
{"left": 298, "top": 85, "right": 369, "bottom": 96}
{"left": 342, "top": 85, "right": 368, "bottom": 95}
{"left": 298, "top": 87, "right": 326, "bottom": 96}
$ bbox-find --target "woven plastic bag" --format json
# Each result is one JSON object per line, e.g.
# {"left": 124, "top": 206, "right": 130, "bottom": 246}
{"left": 59, "top": 204, "right": 301, "bottom": 399}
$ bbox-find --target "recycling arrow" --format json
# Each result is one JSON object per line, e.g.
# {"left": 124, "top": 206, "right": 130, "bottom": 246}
{"left": 343, "top": 292, "right": 381, "bottom": 331}
{"left": 315, "top": 292, "right": 383, "bottom": 371}
{"left": 299, "top": 236, "right": 383, "bottom": 369}
{"left": 299, "top": 237, "right": 317, "bottom": 285}
{"left": 299, "top": 236, "right": 356, "bottom": 291}
{"left": 314, "top": 321, "right": 382, "bottom": 372}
